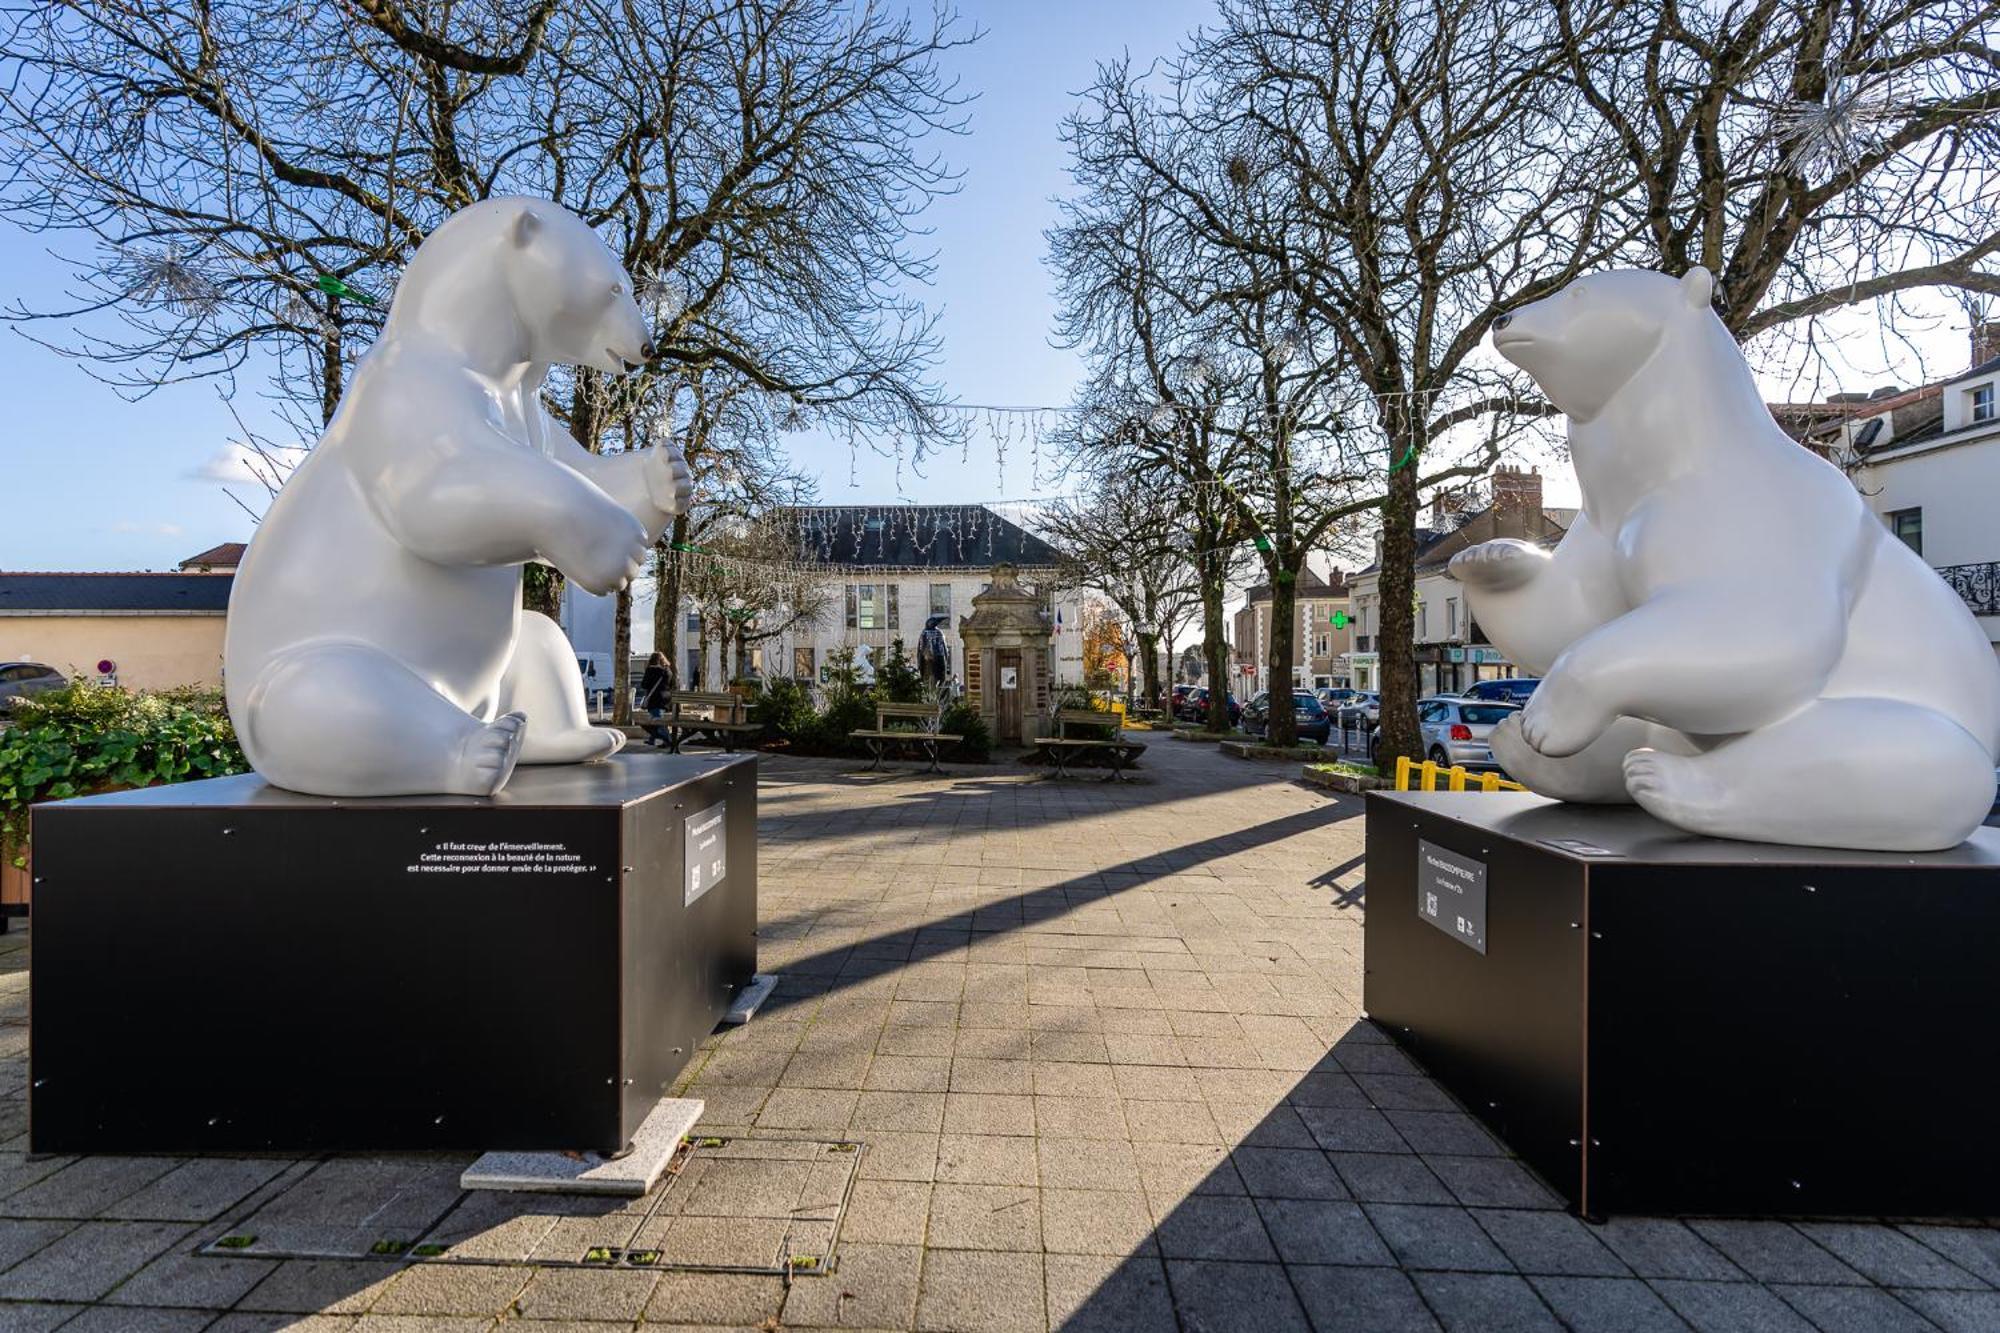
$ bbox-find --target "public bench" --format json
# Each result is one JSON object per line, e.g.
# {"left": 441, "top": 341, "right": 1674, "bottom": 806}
{"left": 1028, "top": 708, "right": 1148, "bottom": 782}
{"left": 658, "top": 691, "right": 761, "bottom": 754}
{"left": 849, "top": 701, "right": 962, "bottom": 774}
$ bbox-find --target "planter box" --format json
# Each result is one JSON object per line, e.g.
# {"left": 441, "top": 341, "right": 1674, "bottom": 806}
{"left": 0, "top": 848, "right": 26, "bottom": 921}
{"left": 31, "top": 751, "right": 758, "bottom": 1156}
{"left": 1364, "top": 789, "right": 2000, "bottom": 1217}
{"left": 1299, "top": 765, "right": 1385, "bottom": 793}
{"left": 1220, "top": 740, "right": 1327, "bottom": 761}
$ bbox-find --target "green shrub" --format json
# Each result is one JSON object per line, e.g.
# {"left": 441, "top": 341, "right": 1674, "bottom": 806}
{"left": 878, "top": 639, "right": 922, "bottom": 703}
{"left": 756, "top": 677, "right": 819, "bottom": 746}
{"left": 817, "top": 692, "right": 877, "bottom": 754}
{"left": 940, "top": 699, "right": 991, "bottom": 761}
{"left": 1, "top": 682, "right": 247, "bottom": 863}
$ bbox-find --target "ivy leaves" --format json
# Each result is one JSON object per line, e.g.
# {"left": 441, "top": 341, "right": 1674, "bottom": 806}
{"left": 0, "top": 684, "right": 248, "bottom": 862}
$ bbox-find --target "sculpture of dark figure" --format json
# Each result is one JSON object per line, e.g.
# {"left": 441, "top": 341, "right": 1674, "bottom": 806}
{"left": 917, "top": 614, "right": 952, "bottom": 686}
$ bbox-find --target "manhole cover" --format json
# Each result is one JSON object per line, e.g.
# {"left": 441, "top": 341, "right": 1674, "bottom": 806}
{"left": 199, "top": 1137, "right": 862, "bottom": 1274}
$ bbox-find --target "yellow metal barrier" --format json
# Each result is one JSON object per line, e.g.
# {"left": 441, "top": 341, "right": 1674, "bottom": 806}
{"left": 1394, "top": 755, "right": 1527, "bottom": 793}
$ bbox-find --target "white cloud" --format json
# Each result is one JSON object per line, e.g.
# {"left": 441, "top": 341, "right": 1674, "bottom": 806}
{"left": 188, "top": 439, "right": 307, "bottom": 488}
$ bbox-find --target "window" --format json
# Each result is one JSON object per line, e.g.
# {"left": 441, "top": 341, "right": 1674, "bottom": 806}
{"left": 1447, "top": 598, "right": 1458, "bottom": 637}
{"left": 844, "top": 585, "right": 858, "bottom": 629}
{"left": 793, "top": 646, "right": 815, "bottom": 679}
{"left": 930, "top": 583, "right": 952, "bottom": 617}
{"left": 1974, "top": 383, "right": 1995, "bottom": 423}
{"left": 887, "top": 583, "right": 899, "bottom": 630}
{"left": 1888, "top": 507, "right": 1923, "bottom": 556}
{"left": 685, "top": 610, "right": 700, "bottom": 633}
{"left": 1416, "top": 600, "right": 1427, "bottom": 642}
{"left": 858, "top": 584, "right": 880, "bottom": 630}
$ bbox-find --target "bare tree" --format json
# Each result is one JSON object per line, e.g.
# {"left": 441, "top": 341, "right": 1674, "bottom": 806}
{"left": 1, "top": 0, "right": 974, "bottom": 644}
{"left": 1056, "top": 4, "right": 1597, "bottom": 746}
{"left": 1553, "top": 0, "right": 2000, "bottom": 353}
{"left": 1038, "top": 482, "right": 1201, "bottom": 711}
{"left": 679, "top": 514, "right": 832, "bottom": 686}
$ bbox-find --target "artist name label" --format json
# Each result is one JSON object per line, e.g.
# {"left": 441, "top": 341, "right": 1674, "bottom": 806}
{"left": 1417, "top": 839, "right": 1487, "bottom": 954}
{"left": 685, "top": 802, "right": 728, "bottom": 905}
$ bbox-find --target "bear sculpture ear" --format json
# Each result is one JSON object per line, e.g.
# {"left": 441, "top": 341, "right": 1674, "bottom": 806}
{"left": 1681, "top": 265, "right": 1715, "bottom": 310}
{"left": 510, "top": 208, "right": 541, "bottom": 249}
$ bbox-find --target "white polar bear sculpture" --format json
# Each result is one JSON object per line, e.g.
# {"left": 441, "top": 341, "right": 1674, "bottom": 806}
{"left": 224, "top": 197, "right": 693, "bottom": 798}
{"left": 1450, "top": 266, "right": 2000, "bottom": 852}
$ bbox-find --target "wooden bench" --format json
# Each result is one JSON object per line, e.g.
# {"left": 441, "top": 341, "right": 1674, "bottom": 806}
{"left": 849, "top": 701, "right": 962, "bottom": 774}
{"left": 1029, "top": 708, "right": 1148, "bottom": 782}
{"left": 658, "top": 691, "right": 761, "bottom": 754}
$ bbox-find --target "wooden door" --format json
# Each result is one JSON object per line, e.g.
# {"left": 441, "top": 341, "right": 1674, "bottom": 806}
{"left": 997, "top": 648, "right": 1023, "bottom": 743}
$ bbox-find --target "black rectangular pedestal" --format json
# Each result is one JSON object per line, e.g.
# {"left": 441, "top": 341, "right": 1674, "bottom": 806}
{"left": 1364, "top": 790, "right": 2000, "bottom": 1218}
{"left": 30, "top": 751, "right": 757, "bottom": 1155}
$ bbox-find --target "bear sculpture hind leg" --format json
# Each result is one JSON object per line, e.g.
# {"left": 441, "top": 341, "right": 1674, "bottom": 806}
{"left": 1623, "top": 697, "right": 1996, "bottom": 852}
{"left": 502, "top": 610, "right": 626, "bottom": 765}
{"left": 239, "top": 642, "right": 526, "bottom": 797}
{"left": 1491, "top": 714, "right": 1700, "bottom": 804}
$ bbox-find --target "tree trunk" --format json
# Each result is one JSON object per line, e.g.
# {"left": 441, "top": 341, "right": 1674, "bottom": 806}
{"left": 1377, "top": 428, "right": 1423, "bottom": 770}
{"left": 1137, "top": 632, "right": 1160, "bottom": 712}
{"left": 1264, "top": 569, "right": 1300, "bottom": 747}
{"left": 612, "top": 583, "right": 633, "bottom": 724}
{"left": 522, "top": 564, "right": 564, "bottom": 619}
{"left": 696, "top": 616, "right": 710, "bottom": 689}
{"left": 657, "top": 516, "right": 687, "bottom": 684}
{"left": 1199, "top": 553, "right": 1231, "bottom": 733}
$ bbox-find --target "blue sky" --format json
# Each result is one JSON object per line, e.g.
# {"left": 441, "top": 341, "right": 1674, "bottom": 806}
{"left": 0, "top": 0, "right": 1978, "bottom": 572}
{"left": 0, "top": 0, "right": 1215, "bottom": 572}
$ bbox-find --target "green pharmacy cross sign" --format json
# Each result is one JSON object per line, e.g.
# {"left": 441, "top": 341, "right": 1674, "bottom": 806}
{"left": 1332, "top": 611, "right": 1349, "bottom": 629}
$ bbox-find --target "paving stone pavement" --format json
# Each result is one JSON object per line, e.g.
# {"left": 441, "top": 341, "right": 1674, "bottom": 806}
{"left": 3, "top": 739, "right": 2000, "bottom": 1330}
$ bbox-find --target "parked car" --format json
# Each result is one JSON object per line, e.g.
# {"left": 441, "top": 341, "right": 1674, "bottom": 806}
{"left": 1240, "top": 690, "right": 1333, "bottom": 745}
{"left": 1315, "top": 687, "right": 1363, "bottom": 712}
{"left": 1175, "top": 686, "right": 1240, "bottom": 725}
{"left": 0, "top": 662, "right": 65, "bottom": 710}
{"left": 1460, "top": 677, "right": 1540, "bottom": 704}
{"left": 1334, "top": 691, "right": 1381, "bottom": 730}
{"left": 1418, "top": 697, "right": 1520, "bottom": 770}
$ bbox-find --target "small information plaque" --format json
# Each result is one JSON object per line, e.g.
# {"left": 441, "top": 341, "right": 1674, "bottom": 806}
{"left": 1417, "top": 838, "right": 1487, "bottom": 954}
{"left": 684, "top": 801, "right": 728, "bottom": 905}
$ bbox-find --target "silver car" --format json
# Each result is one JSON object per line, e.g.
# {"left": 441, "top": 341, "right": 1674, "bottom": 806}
{"left": 1418, "top": 696, "right": 1519, "bottom": 771}
{"left": 0, "top": 662, "right": 65, "bottom": 709}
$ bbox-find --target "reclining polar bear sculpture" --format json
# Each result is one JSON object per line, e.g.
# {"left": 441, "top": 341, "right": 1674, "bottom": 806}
{"left": 1451, "top": 266, "right": 2000, "bottom": 852}
{"left": 224, "top": 197, "right": 692, "bottom": 798}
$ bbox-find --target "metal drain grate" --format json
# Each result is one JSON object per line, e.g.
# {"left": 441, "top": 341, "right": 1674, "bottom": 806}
{"left": 198, "top": 1137, "right": 863, "bottom": 1275}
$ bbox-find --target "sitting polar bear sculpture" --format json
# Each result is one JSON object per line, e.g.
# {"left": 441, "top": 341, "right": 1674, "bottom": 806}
{"left": 1451, "top": 266, "right": 2000, "bottom": 852}
{"left": 224, "top": 197, "right": 693, "bottom": 798}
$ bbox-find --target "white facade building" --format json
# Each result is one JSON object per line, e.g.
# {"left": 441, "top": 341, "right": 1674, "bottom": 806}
{"left": 1829, "top": 331, "right": 2000, "bottom": 659}
{"left": 631, "top": 505, "right": 1086, "bottom": 692}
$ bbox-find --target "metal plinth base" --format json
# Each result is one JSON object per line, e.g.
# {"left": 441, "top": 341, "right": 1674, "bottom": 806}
{"left": 461, "top": 1097, "right": 705, "bottom": 1196}
{"left": 724, "top": 973, "right": 779, "bottom": 1025}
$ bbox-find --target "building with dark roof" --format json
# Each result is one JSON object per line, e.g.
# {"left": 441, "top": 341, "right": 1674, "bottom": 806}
{"left": 0, "top": 555, "right": 236, "bottom": 689}
{"left": 662, "top": 505, "right": 1087, "bottom": 692}
{"left": 781, "top": 505, "right": 1061, "bottom": 570}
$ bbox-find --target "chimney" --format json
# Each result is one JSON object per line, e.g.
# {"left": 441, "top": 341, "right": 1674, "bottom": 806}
{"left": 1973, "top": 320, "right": 2000, "bottom": 372}
{"left": 1428, "top": 486, "right": 1473, "bottom": 529}
{"left": 1490, "top": 466, "right": 1543, "bottom": 538}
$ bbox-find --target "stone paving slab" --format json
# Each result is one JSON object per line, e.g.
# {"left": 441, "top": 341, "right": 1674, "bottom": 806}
{"left": 1, "top": 745, "right": 1998, "bottom": 1329}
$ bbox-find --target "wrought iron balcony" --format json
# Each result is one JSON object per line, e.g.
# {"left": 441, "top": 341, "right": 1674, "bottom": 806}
{"left": 1938, "top": 562, "right": 2000, "bottom": 617}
